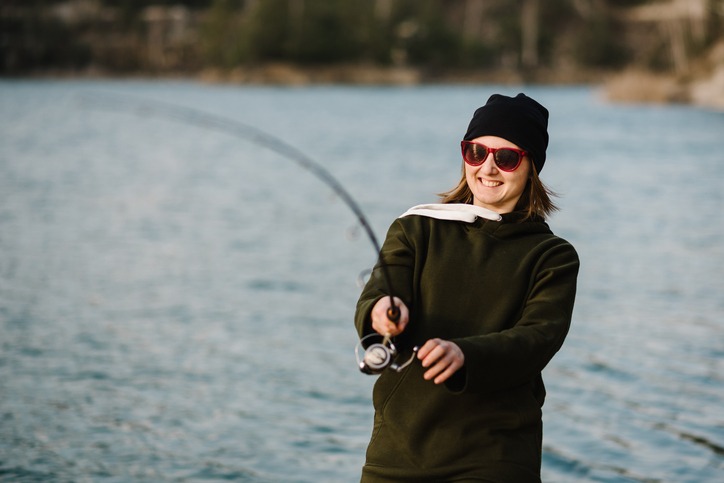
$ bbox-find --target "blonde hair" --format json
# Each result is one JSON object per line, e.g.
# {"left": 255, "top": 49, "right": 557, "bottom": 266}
{"left": 438, "top": 162, "right": 558, "bottom": 221}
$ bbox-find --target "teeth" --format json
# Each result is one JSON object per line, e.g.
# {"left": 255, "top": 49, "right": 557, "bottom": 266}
{"left": 480, "top": 179, "right": 502, "bottom": 187}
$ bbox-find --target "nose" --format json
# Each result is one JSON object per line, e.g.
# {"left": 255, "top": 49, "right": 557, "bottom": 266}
{"left": 480, "top": 152, "right": 498, "bottom": 173}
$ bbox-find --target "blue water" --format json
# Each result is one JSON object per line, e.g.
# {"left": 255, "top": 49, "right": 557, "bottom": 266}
{"left": 0, "top": 80, "right": 722, "bottom": 482}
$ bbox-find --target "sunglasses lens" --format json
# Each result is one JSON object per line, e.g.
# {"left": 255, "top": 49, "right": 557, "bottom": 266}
{"left": 462, "top": 142, "right": 524, "bottom": 171}
{"left": 494, "top": 149, "right": 521, "bottom": 171}
{"left": 463, "top": 143, "right": 488, "bottom": 165}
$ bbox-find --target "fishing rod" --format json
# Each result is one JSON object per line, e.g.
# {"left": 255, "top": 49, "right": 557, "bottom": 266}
{"left": 79, "top": 91, "right": 406, "bottom": 374}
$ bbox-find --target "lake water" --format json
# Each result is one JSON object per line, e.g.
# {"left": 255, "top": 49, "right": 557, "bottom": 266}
{"left": 0, "top": 80, "right": 722, "bottom": 482}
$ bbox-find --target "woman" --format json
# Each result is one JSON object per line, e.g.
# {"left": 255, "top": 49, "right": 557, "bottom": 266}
{"left": 354, "top": 93, "right": 579, "bottom": 482}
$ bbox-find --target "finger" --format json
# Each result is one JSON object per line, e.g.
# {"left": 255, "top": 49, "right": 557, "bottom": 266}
{"left": 425, "top": 351, "right": 464, "bottom": 384}
{"left": 433, "top": 347, "right": 464, "bottom": 384}
{"left": 416, "top": 338, "right": 442, "bottom": 360}
{"left": 375, "top": 322, "right": 395, "bottom": 337}
{"left": 420, "top": 345, "right": 447, "bottom": 369}
{"left": 372, "top": 322, "right": 387, "bottom": 336}
{"left": 385, "top": 322, "right": 401, "bottom": 336}
{"left": 372, "top": 312, "right": 393, "bottom": 334}
{"left": 422, "top": 354, "right": 452, "bottom": 381}
{"left": 373, "top": 318, "right": 401, "bottom": 337}
{"left": 433, "top": 363, "right": 461, "bottom": 384}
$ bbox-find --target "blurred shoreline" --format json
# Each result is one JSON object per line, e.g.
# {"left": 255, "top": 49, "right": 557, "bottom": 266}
{"left": 10, "top": 61, "right": 724, "bottom": 111}
{"left": 4, "top": 1, "right": 723, "bottom": 110}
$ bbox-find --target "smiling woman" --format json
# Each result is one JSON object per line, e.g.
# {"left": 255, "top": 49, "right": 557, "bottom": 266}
{"left": 354, "top": 93, "right": 580, "bottom": 482}
{"left": 441, "top": 93, "right": 558, "bottom": 220}
{"left": 462, "top": 136, "right": 531, "bottom": 213}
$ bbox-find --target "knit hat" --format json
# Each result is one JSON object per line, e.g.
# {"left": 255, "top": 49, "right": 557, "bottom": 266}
{"left": 463, "top": 93, "right": 549, "bottom": 173}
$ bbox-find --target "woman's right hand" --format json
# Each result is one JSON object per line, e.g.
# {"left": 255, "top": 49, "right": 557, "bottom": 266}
{"left": 371, "top": 296, "right": 409, "bottom": 337}
{"left": 371, "top": 297, "right": 410, "bottom": 337}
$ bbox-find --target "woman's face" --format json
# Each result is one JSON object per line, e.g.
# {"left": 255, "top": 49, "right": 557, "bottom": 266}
{"left": 464, "top": 135, "right": 531, "bottom": 214}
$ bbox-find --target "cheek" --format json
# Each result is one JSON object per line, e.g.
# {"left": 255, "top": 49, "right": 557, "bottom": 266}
{"left": 464, "top": 165, "right": 477, "bottom": 185}
{"left": 508, "top": 163, "right": 531, "bottom": 192}
{"left": 504, "top": 176, "right": 526, "bottom": 198}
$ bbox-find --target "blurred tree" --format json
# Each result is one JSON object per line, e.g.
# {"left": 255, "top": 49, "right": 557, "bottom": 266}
{"left": 284, "top": 0, "right": 369, "bottom": 63}
{"left": 101, "top": 0, "right": 215, "bottom": 8}
{"left": 1, "top": 0, "right": 719, "bottom": 79}
{"left": 200, "top": 0, "right": 249, "bottom": 68}
{"left": 0, "top": 0, "right": 92, "bottom": 73}
{"left": 521, "top": 0, "right": 539, "bottom": 68}
{"left": 391, "top": 0, "right": 463, "bottom": 69}
{"left": 362, "top": 0, "right": 396, "bottom": 64}
{"left": 570, "top": 1, "right": 630, "bottom": 68}
{"left": 244, "top": 0, "right": 292, "bottom": 62}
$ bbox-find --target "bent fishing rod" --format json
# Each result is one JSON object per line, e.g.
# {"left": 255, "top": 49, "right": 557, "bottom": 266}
{"left": 79, "top": 92, "right": 406, "bottom": 374}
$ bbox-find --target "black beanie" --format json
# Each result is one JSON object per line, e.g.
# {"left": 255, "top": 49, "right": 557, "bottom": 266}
{"left": 463, "top": 93, "right": 549, "bottom": 173}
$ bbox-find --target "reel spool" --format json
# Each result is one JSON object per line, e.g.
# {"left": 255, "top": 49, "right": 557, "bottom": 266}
{"left": 355, "top": 334, "right": 419, "bottom": 375}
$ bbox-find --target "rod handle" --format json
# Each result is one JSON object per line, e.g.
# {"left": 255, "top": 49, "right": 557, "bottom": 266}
{"left": 386, "top": 299, "right": 400, "bottom": 323}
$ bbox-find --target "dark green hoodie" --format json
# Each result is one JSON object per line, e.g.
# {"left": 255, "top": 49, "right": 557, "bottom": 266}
{"left": 355, "top": 209, "right": 579, "bottom": 482}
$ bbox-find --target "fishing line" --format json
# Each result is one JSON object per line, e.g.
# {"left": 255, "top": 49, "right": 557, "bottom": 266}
{"left": 78, "top": 91, "right": 403, "bottom": 371}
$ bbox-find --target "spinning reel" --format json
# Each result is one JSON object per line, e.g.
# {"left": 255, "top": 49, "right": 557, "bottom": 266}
{"left": 355, "top": 333, "right": 419, "bottom": 375}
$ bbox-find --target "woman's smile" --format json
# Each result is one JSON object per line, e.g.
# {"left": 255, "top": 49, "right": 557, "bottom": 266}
{"left": 477, "top": 177, "right": 503, "bottom": 188}
{"left": 465, "top": 135, "right": 530, "bottom": 213}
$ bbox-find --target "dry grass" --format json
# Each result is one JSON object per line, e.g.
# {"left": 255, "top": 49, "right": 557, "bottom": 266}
{"left": 602, "top": 69, "right": 688, "bottom": 104}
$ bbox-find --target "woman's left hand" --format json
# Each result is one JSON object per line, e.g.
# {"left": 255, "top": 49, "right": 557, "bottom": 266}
{"left": 417, "top": 338, "right": 465, "bottom": 384}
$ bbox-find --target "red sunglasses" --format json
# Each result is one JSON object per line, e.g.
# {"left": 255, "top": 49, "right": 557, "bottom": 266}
{"left": 460, "top": 140, "right": 527, "bottom": 172}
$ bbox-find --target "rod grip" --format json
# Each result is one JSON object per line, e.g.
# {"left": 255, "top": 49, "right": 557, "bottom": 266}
{"left": 386, "top": 303, "right": 400, "bottom": 323}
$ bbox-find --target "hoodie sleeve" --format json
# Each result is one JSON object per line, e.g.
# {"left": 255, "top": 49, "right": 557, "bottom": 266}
{"left": 451, "top": 239, "right": 580, "bottom": 394}
{"left": 354, "top": 219, "right": 416, "bottom": 338}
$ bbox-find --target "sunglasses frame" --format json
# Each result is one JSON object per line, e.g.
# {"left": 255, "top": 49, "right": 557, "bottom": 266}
{"left": 460, "top": 140, "right": 528, "bottom": 172}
